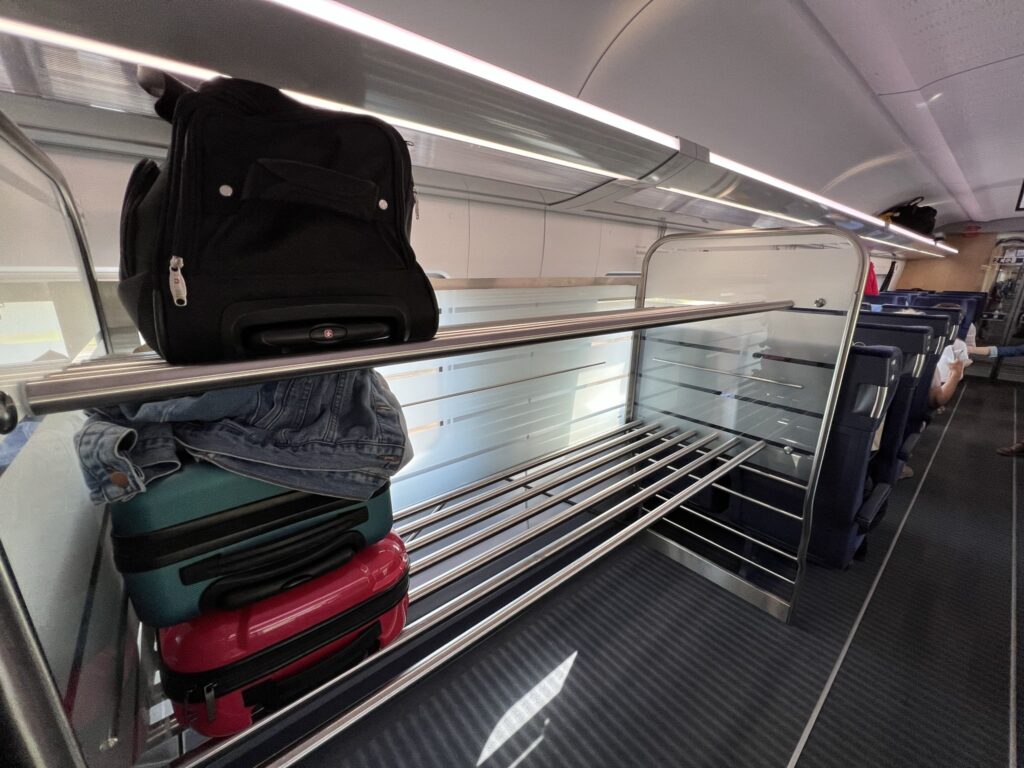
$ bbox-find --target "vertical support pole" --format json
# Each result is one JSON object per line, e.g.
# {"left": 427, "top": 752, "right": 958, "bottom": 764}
{"left": 0, "top": 539, "right": 88, "bottom": 768}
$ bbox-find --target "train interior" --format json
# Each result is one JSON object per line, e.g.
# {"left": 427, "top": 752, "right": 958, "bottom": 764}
{"left": 0, "top": 2, "right": 1022, "bottom": 767}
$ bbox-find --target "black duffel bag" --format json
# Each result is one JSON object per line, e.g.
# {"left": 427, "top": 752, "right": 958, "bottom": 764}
{"left": 119, "top": 73, "right": 438, "bottom": 364}
{"left": 878, "top": 196, "right": 937, "bottom": 236}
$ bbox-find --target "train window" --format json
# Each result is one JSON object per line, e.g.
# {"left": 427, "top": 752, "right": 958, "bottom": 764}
{"left": 0, "top": 131, "right": 104, "bottom": 371}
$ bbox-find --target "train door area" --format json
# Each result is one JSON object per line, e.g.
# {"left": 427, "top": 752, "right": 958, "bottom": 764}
{"left": 978, "top": 244, "right": 1024, "bottom": 382}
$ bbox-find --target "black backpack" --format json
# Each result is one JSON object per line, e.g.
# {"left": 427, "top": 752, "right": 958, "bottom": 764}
{"left": 119, "top": 75, "right": 438, "bottom": 364}
{"left": 878, "top": 196, "right": 937, "bottom": 236}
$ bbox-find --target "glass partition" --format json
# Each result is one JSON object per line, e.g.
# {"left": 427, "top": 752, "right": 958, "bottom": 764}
{"left": 634, "top": 229, "right": 866, "bottom": 615}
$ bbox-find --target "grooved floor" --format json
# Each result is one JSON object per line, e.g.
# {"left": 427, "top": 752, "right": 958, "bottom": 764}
{"left": 289, "top": 382, "right": 1019, "bottom": 768}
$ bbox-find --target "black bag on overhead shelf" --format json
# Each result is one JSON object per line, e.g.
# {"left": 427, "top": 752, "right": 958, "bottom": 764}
{"left": 119, "top": 72, "right": 438, "bottom": 364}
{"left": 878, "top": 196, "right": 937, "bottom": 236}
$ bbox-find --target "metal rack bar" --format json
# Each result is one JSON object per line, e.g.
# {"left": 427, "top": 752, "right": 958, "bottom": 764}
{"left": 408, "top": 431, "right": 703, "bottom": 571}
{"left": 21, "top": 300, "right": 793, "bottom": 416}
{"left": 262, "top": 442, "right": 766, "bottom": 768}
{"left": 407, "top": 429, "right": 696, "bottom": 557}
{"left": 643, "top": 456, "right": 802, "bottom": 521}
{"left": 695, "top": 448, "right": 808, "bottom": 490}
{"left": 653, "top": 517, "right": 795, "bottom": 583}
{"left": 651, "top": 495, "right": 798, "bottom": 561}
{"left": 177, "top": 432, "right": 742, "bottom": 768}
{"left": 397, "top": 424, "right": 677, "bottom": 539}
{"left": 394, "top": 420, "right": 644, "bottom": 522}
{"left": 408, "top": 435, "right": 732, "bottom": 601}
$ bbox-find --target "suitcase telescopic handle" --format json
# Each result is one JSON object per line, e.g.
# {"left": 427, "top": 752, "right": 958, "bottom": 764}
{"left": 199, "top": 531, "right": 364, "bottom": 612}
{"left": 242, "top": 622, "right": 382, "bottom": 713}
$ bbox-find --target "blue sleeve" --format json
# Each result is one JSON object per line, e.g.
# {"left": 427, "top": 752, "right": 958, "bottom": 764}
{"left": 996, "top": 344, "right": 1024, "bottom": 358}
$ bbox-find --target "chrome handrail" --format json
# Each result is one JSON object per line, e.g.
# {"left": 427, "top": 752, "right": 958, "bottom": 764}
{"left": 20, "top": 300, "right": 793, "bottom": 416}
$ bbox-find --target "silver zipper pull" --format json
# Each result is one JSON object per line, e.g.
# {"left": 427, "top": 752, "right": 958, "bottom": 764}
{"left": 203, "top": 683, "right": 217, "bottom": 722}
{"left": 413, "top": 188, "right": 420, "bottom": 220}
{"left": 169, "top": 256, "right": 187, "bottom": 307}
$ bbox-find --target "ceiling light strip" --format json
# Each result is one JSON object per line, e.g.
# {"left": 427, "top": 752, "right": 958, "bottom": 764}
{"left": 658, "top": 186, "right": 819, "bottom": 227}
{"left": 708, "top": 152, "right": 887, "bottom": 228}
{"left": 261, "top": 0, "right": 680, "bottom": 151}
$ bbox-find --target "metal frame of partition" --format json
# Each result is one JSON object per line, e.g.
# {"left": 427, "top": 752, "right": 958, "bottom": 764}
{"left": 627, "top": 228, "right": 868, "bottom": 621}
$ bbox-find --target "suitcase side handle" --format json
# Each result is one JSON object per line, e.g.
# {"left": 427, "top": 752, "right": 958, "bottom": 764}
{"left": 199, "top": 530, "right": 365, "bottom": 612}
{"left": 242, "top": 622, "right": 382, "bottom": 713}
{"left": 242, "top": 159, "right": 380, "bottom": 222}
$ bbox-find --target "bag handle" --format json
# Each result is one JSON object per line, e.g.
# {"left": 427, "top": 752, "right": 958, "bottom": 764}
{"left": 199, "top": 529, "right": 365, "bottom": 611}
{"left": 242, "top": 622, "right": 382, "bottom": 712}
{"left": 242, "top": 158, "right": 381, "bottom": 221}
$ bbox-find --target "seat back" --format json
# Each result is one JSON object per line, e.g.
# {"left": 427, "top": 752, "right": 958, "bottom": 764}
{"left": 734, "top": 345, "right": 901, "bottom": 569}
{"left": 910, "top": 295, "right": 976, "bottom": 338}
{"left": 854, "top": 323, "right": 932, "bottom": 491}
{"left": 855, "top": 311, "right": 953, "bottom": 427}
{"left": 876, "top": 292, "right": 911, "bottom": 306}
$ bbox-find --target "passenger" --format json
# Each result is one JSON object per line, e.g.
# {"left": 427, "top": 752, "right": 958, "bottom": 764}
{"left": 893, "top": 306, "right": 969, "bottom": 407}
{"left": 966, "top": 342, "right": 1024, "bottom": 455}
{"left": 929, "top": 358, "right": 964, "bottom": 408}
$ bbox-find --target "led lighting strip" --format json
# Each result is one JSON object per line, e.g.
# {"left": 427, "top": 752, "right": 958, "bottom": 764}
{"left": 657, "top": 185, "right": 819, "bottom": 227}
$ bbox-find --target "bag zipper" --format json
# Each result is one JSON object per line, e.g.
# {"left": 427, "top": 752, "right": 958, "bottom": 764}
{"left": 168, "top": 256, "right": 187, "bottom": 306}
{"left": 161, "top": 570, "right": 408, "bottom": 717}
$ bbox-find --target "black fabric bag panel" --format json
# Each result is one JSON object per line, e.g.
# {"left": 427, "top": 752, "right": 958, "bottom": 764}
{"left": 881, "top": 196, "right": 937, "bottom": 236}
{"left": 118, "top": 77, "right": 438, "bottom": 364}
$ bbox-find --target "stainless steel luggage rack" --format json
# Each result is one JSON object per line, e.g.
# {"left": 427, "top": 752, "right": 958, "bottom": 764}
{"left": 0, "top": 228, "right": 867, "bottom": 768}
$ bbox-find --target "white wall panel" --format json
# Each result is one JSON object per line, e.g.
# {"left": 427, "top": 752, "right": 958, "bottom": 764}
{"left": 467, "top": 201, "right": 545, "bottom": 278}
{"left": 541, "top": 212, "right": 602, "bottom": 277}
{"left": 596, "top": 220, "right": 658, "bottom": 277}
{"left": 411, "top": 194, "right": 470, "bottom": 277}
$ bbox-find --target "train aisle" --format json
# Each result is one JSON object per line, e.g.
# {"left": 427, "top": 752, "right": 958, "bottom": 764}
{"left": 276, "top": 384, "right": 1020, "bottom": 768}
{"left": 794, "top": 381, "right": 1020, "bottom": 768}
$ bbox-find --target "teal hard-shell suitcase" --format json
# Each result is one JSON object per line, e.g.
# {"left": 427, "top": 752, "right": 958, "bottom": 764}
{"left": 110, "top": 462, "right": 393, "bottom": 627}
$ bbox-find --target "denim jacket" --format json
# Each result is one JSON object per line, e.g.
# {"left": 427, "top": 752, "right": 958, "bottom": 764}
{"left": 76, "top": 369, "right": 410, "bottom": 503}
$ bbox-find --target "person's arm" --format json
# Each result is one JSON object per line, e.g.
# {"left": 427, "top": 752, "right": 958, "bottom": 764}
{"left": 968, "top": 345, "right": 997, "bottom": 357}
{"left": 996, "top": 343, "right": 1024, "bottom": 358}
{"left": 929, "top": 360, "right": 964, "bottom": 408}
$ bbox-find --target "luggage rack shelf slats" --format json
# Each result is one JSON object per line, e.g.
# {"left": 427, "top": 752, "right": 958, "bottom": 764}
{"left": 18, "top": 300, "right": 793, "bottom": 417}
{"left": 176, "top": 427, "right": 762, "bottom": 768}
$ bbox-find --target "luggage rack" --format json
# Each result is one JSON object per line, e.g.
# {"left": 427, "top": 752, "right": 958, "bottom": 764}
{"left": 171, "top": 420, "right": 764, "bottom": 768}
{"left": 0, "top": 229, "right": 866, "bottom": 768}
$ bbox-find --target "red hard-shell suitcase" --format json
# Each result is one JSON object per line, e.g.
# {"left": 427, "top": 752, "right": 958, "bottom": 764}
{"left": 159, "top": 532, "right": 408, "bottom": 737}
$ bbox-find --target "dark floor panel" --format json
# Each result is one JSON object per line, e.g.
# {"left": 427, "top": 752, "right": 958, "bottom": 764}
{"left": 289, "top": 421, "right": 955, "bottom": 767}
{"left": 797, "top": 382, "right": 1017, "bottom": 768}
